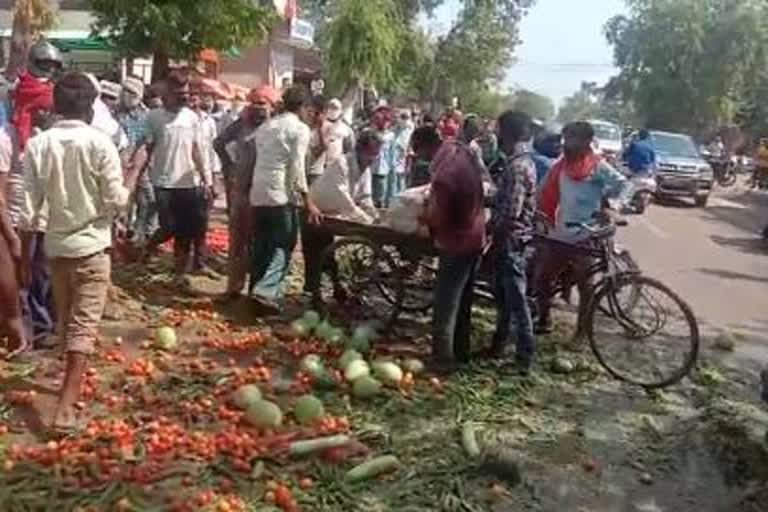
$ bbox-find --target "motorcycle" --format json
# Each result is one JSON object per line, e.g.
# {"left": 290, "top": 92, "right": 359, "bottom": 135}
{"left": 628, "top": 174, "right": 657, "bottom": 214}
{"left": 750, "top": 166, "right": 768, "bottom": 190}
{"left": 708, "top": 157, "right": 738, "bottom": 187}
{"left": 620, "top": 167, "right": 657, "bottom": 214}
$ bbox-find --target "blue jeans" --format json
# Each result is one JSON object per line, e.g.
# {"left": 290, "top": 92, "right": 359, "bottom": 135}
{"left": 20, "top": 232, "right": 55, "bottom": 342}
{"left": 432, "top": 252, "right": 479, "bottom": 363}
{"left": 249, "top": 205, "right": 299, "bottom": 301}
{"left": 372, "top": 175, "right": 388, "bottom": 208}
{"left": 132, "top": 184, "right": 158, "bottom": 241}
{"left": 493, "top": 244, "right": 535, "bottom": 365}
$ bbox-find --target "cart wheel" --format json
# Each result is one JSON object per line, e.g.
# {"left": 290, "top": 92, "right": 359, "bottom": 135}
{"left": 379, "top": 246, "right": 436, "bottom": 313}
{"left": 312, "top": 237, "right": 404, "bottom": 331}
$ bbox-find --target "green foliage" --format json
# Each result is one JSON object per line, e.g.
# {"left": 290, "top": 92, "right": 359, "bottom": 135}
{"left": 322, "top": 0, "right": 403, "bottom": 91}
{"left": 558, "top": 81, "right": 637, "bottom": 127}
{"left": 89, "top": 0, "right": 276, "bottom": 60}
{"left": 605, "top": 0, "right": 768, "bottom": 134}
{"left": 508, "top": 89, "right": 555, "bottom": 121}
{"left": 319, "top": 0, "right": 533, "bottom": 108}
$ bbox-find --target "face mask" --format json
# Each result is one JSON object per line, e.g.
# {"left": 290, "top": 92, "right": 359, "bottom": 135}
{"left": 251, "top": 106, "right": 268, "bottom": 124}
{"left": 122, "top": 92, "right": 141, "bottom": 109}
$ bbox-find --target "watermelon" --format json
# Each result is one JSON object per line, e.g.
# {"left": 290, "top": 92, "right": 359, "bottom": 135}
{"left": 291, "top": 319, "right": 311, "bottom": 337}
{"left": 338, "top": 349, "right": 363, "bottom": 370}
{"left": 300, "top": 354, "right": 325, "bottom": 378}
{"left": 154, "top": 326, "right": 178, "bottom": 351}
{"left": 372, "top": 361, "right": 403, "bottom": 386}
{"left": 348, "top": 324, "right": 377, "bottom": 353}
{"left": 352, "top": 376, "right": 382, "bottom": 398}
{"left": 344, "top": 360, "right": 370, "bottom": 382}
{"left": 315, "top": 321, "right": 335, "bottom": 341}
{"left": 294, "top": 394, "right": 325, "bottom": 425}
{"left": 402, "top": 358, "right": 425, "bottom": 375}
{"left": 302, "top": 310, "right": 321, "bottom": 329}
{"left": 244, "top": 400, "right": 283, "bottom": 428}
{"left": 232, "top": 384, "right": 263, "bottom": 410}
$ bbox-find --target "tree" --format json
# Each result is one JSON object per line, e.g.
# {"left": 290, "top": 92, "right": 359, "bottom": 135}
{"left": 317, "top": 0, "right": 534, "bottom": 113}
{"left": 5, "top": 0, "right": 55, "bottom": 81}
{"left": 604, "top": 0, "right": 768, "bottom": 135}
{"left": 508, "top": 89, "right": 554, "bottom": 121}
{"left": 321, "top": 0, "right": 402, "bottom": 94}
{"left": 89, "top": 0, "right": 276, "bottom": 80}
{"left": 557, "top": 81, "right": 601, "bottom": 124}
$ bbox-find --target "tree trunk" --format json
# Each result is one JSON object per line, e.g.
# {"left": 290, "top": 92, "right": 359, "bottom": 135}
{"left": 151, "top": 47, "right": 170, "bottom": 83}
{"left": 5, "top": 1, "right": 35, "bottom": 81}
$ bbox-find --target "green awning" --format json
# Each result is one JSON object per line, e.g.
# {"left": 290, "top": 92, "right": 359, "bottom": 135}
{"left": 51, "top": 37, "right": 112, "bottom": 52}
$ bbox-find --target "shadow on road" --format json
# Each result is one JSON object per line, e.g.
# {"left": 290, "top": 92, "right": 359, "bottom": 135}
{"left": 703, "top": 190, "right": 767, "bottom": 234}
{"left": 697, "top": 267, "right": 768, "bottom": 284}
{"left": 709, "top": 235, "right": 768, "bottom": 256}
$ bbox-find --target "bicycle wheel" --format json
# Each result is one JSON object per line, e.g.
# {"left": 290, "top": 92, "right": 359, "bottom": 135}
{"left": 378, "top": 247, "right": 436, "bottom": 313}
{"left": 312, "top": 237, "right": 404, "bottom": 330}
{"left": 597, "top": 250, "right": 641, "bottom": 316}
{"left": 587, "top": 273, "right": 699, "bottom": 389}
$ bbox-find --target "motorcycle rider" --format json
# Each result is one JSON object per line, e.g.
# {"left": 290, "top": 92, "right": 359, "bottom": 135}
{"left": 752, "top": 138, "right": 768, "bottom": 189}
{"left": 623, "top": 129, "right": 656, "bottom": 176}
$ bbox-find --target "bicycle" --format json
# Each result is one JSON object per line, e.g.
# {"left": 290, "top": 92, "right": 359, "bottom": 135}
{"left": 533, "top": 216, "right": 700, "bottom": 389}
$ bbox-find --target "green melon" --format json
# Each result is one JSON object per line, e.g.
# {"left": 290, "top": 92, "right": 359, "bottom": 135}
{"left": 372, "top": 360, "right": 403, "bottom": 386}
{"left": 338, "top": 349, "right": 363, "bottom": 370}
{"left": 154, "top": 326, "right": 178, "bottom": 351}
{"left": 302, "top": 310, "right": 321, "bottom": 329}
{"left": 294, "top": 394, "right": 325, "bottom": 425}
{"left": 231, "top": 384, "right": 262, "bottom": 410}
{"left": 344, "top": 359, "right": 370, "bottom": 382}
{"left": 352, "top": 376, "right": 383, "bottom": 398}
{"left": 244, "top": 400, "right": 283, "bottom": 428}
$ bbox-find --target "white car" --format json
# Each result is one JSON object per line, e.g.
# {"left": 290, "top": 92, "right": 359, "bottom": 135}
{"left": 589, "top": 119, "right": 623, "bottom": 163}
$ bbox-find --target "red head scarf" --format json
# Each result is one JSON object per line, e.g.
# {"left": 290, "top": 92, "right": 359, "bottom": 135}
{"left": 11, "top": 72, "right": 54, "bottom": 150}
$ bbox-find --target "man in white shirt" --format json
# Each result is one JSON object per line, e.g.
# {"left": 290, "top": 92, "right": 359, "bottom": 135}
{"left": 305, "top": 130, "right": 382, "bottom": 295}
{"left": 141, "top": 72, "right": 212, "bottom": 284}
{"left": 19, "top": 72, "right": 128, "bottom": 432}
{"left": 249, "top": 86, "right": 321, "bottom": 311}
{"left": 369, "top": 104, "right": 395, "bottom": 207}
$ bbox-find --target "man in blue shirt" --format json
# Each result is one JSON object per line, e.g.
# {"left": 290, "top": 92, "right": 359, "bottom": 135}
{"left": 623, "top": 129, "right": 656, "bottom": 176}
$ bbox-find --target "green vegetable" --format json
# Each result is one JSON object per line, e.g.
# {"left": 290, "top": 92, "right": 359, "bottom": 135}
{"left": 291, "top": 319, "right": 311, "bottom": 337}
{"left": 461, "top": 423, "right": 481, "bottom": 458}
{"left": 344, "top": 360, "right": 370, "bottom": 382}
{"left": 349, "top": 324, "right": 378, "bottom": 353}
{"left": 231, "top": 384, "right": 262, "bottom": 410}
{"left": 244, "top": 400, "right": 283, "bottom": 428}
{"left": 294, "top": 394, "right": 325, "bottom": 425}
{"left": 345, "top": 455, "right": 400, "bottom": 482}
{"left": 302, "top": 310, "right": 321, "bottom": 329}
{"left": 288, "top": 434, "right": 350, "bottom": 456}
{"left": 372, "top": 360, "right": 403, "bottom": 386}
{"left": 352, "top": 376, "right": 382, "bottom": 398}
{"left": 402, "top": 358, "right": 425, "bottom": 375}
{"left": 315, "top": 321, "right": 335, "bottom": 341}
{"left": 154, "top": 326, "right": 178, "bottom": 351}
{"left": 300, "top": 354, "right": 325, "bottom": 378}
{"left": 328, "top": 327, "right": 345, "bottom": 344}
{"left": 338, "top": 349, "right": 363, "bottom": 370}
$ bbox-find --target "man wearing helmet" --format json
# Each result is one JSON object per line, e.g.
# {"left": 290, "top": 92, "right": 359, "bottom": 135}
{"left": 26, "top": 39, "right": 63, "bottom": 83}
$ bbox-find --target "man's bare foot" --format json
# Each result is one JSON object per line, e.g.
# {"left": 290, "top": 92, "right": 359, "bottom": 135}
{"left": 6, "top": 338, "right": 31, "bottom": 360}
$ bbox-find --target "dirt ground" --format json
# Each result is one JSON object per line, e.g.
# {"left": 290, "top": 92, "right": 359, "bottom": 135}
{"left": 0, "top": 238, "right": 766, "bottom": 512}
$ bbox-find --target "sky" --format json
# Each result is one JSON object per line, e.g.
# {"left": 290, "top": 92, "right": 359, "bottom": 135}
{"left": 428, "top": 0, "right": 626, "bottom": 105}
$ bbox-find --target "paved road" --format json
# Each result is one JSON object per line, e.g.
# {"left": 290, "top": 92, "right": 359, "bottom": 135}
{"left": 619, "top": 185, "right": 768, "bottom": 361}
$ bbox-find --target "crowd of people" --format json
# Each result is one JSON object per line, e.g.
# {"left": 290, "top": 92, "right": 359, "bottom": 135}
{"left": 0, "top": 39, "right": 635, "bottom": 433}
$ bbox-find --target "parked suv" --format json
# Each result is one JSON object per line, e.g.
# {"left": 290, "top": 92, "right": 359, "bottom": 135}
{"left": 650, "top": 130, "right": 714, "bottom": 207}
